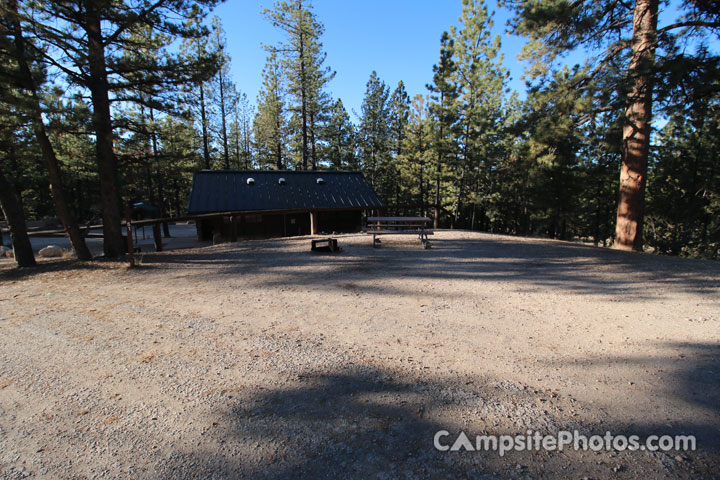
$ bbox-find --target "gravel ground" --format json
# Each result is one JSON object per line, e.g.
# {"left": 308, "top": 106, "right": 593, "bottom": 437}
{"left": 0, "top": 231, "right": 718, "bottom": 479}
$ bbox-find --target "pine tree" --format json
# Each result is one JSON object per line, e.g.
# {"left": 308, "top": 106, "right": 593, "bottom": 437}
{"left": 388, "top": 81, "right": 411, "bottom": 206}
{"left": 230, "top": 92, "right": 254, "bottom": 169}
{"left": 449, "top": 0, "right": 509, "bottom": 228}
{"left": 2, "top": 0, "right": 92, "bottom": 260}
{"left": 208, "top": 17, "right": 237, "bottom": 169}
{"left": 427, "top": 32, "right": 460, "bottom": 226}
{"left": 503, "top": 0, "right": 720, "bottom": 250}
{"left": 322, "top": 99, "right": 355, "bottom": 169}
{"left": 265, "top": 0, "right": 334, "bottom": 170}
{"left": 646, "top": 99, "right": 720, "bottom": 258}
{"left": 0, "top": 166, "right": 36, "bottom": 267}
{"left": 181, "top": 9, "right": 221, "bottom": 170}
{"left": 23, "top": 0, "right": 220, "bottom": 257}
{"left": 0, "top": 84, "right": 36, "bottom": 266}
{"left": 358, "top": 71, "right": 392, "bottom": 197}
{"left": 254, "top": 52, "right": 288, "bottom": 170}
{"left": 398, "top": 95, "right": 434, "bottom": 215}
{"left": 521, "top": 72, "right": 586, "bottom": 240}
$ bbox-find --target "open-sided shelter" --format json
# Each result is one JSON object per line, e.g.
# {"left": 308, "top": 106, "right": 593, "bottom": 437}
{"left": 187, "top": 170, "right": 383, "bottom": 241}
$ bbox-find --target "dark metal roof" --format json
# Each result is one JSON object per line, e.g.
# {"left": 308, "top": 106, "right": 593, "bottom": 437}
{"left": 187, "top": 170, "right": 384, "bottom": 214}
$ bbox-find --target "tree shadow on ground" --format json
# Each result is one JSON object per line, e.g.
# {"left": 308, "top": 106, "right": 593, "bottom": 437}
{"left": 550, "top": 341, "right": 720, "bottom": 451}
{"left": 139, "top": 233, "right": 720, "bottom": 300}
{"left": 157, "top": 346, "right": 720, "bottom": 479}
{"left": 0, "top": 258, "right": 109, "bottom": 282}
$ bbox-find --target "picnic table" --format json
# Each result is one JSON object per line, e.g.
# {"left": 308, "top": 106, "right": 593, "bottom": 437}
{"left": 365, "top": 216, "right": 433, "bottom": 249}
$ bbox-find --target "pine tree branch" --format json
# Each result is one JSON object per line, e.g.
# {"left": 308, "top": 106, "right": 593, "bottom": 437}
{"left": 103, "top": 0, "right": 168, "bottom": 47}
{"left": 658, "top": 20, "right": 720, "bottom": 34}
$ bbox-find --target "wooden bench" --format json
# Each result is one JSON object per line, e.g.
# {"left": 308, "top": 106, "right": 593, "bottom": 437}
{"left": 365, "top": 216, "right": 433, "bottom": 249}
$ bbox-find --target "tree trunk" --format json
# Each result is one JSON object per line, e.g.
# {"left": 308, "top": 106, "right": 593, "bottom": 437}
{"left": 309, "top": 111, "right": 317, "bottom": 170}
{"left": 234, "top": 115, "right": 241, "bottom": 168}
{"left": 418, "top": 158, "right": 424, "bottom": 216}
{"left": 85, "top": 4, "right": 124, "bottom": 258}
{"left": 454, "top": 166, "right": 465, "bottom": 228}
{"left": 8, "top": 0, "right": 92, "bottom": 260}
{"left": 0, "top": 167, "right": 36, "bottom": 267}
{"left": 614, "top": 0, "right": 658, "bottom": 251}
{"left": 219, "top": 69, "right": 229, "bottom": 169}
{"left": 200, "top": 82, "right": 211, "bottom": 169}
{"left": 298, "top": 11, "right": 309, "bottom": 170}
{"left": 434, "top": 173, "right": 440, "bottom": 229}
{"left": 276, "top": 134, "right": 283, "bottom": 170}
{"left": 148, "top": 108, "right": 170, "bottom": 237}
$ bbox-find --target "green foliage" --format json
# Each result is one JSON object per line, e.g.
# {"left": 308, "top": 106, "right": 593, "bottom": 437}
{"left": 646, "top": 101, "right": 720, "bottom": 258}
{"left": 264, "top": 0, "right": 335, "bottom": 170}
{"left": 358, "top": 71, "right": 392, "bottom": 197}
{"left": 254, "top": 52, "right": 288, "bottom": 170}
{"left": 322, "top": 99, "right": 356, "bottom": 169}
{"left": 1, "top": 0, "right": 717, "bottom": 260}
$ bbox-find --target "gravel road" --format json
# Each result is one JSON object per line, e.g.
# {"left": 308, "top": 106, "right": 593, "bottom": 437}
{"left": 1, "top": 231, "right": 718, "bottom": 479}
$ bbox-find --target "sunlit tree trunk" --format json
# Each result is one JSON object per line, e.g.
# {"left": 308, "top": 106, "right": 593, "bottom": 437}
{"left": 615, "top": 0, "right": 658, "bottom": 251}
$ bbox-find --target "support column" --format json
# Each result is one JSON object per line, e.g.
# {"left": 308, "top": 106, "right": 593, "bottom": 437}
{"left": 310, "top": 211, "right": 318, "bottom": 235}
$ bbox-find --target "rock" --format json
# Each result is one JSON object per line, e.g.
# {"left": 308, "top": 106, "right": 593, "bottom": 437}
{"left": 38, "top": 245, "right": 63, "bottom": 258}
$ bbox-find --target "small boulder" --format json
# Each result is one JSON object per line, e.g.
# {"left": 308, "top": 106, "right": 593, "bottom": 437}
{"left": 38, "top": 245, "right": 63, "bottom": 258}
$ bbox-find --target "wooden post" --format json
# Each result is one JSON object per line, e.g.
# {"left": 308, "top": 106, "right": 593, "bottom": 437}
{"left": 433, "top": 205, "right": 439, "bottom": 230}
{"left": 309, "top": 211, "right": 318, "bottom": 235}
{"left": 153, "top": 221, "right": 162, "bottom": 252}
{"left": 124, "top": 205, "right": 135, "bottom": 267}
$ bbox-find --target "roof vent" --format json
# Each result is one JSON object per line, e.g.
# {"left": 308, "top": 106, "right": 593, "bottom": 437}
{"left": 278, "top": 177, "right": 286, "bottom": 185}
{"left": 246, "top": 177, "right": 255, "bottom": 185}
{"left": 316, "top": 177, "right": 324, "bottom": 184}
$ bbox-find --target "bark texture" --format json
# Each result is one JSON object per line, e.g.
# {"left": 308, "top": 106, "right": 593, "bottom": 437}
{"left": 85, "top": 0, "right": 124, "bottom": 258}
{"left": 0, "top": 167, "right": 36, "bottom": 267}
{"left": 615, "top": 0, "right": 658, "bottom": 251}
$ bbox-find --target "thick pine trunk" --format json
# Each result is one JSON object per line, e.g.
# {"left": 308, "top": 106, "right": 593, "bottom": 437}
{"left": 0, "top": 167, "right": 36, "bottom": 267}
{"left": 614, "top": 0, "right": 658, "bottom": 251}
{"left": 8, "top": 0, "right": 92, "bottom": 261}
{"left": 85, "top": 3, "right": 124, "bottom": 258}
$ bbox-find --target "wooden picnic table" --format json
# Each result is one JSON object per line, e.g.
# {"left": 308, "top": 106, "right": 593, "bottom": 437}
{"left": 365, "top": 216, "right": 433, "bottom": 248}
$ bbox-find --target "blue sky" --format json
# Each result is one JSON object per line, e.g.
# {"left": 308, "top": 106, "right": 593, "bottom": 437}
{"left": 212, "top": 0, "right": 528, "bottom": 119}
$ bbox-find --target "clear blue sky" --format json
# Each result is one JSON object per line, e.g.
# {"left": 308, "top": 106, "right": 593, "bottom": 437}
{"left": 212, "top": 0, "right": 527, "bottom": 119}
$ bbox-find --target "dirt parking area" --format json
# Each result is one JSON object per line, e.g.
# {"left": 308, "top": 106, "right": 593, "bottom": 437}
{"left": 0, "top": 231, "right": 718, "bottom": 479}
